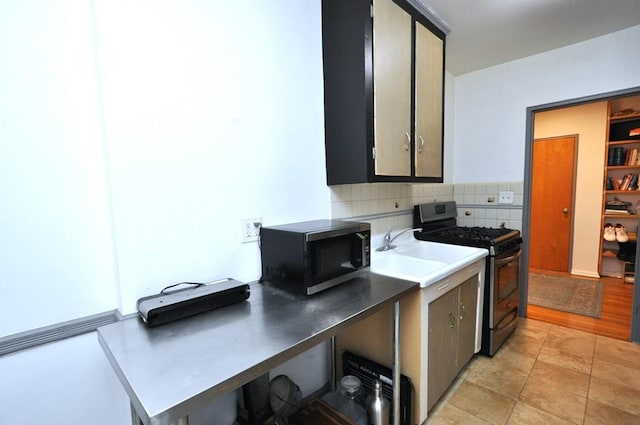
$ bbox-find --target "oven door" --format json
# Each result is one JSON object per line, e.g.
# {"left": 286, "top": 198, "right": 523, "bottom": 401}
{"left": 492, "top": 248, "right": 521, "bottom": 325}
{"left": 497, "top": 250, "right": 521, "bottom": 300}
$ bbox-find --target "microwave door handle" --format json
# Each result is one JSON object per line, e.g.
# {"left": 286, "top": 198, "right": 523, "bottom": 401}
{"left": 356, "top": 232, "right": 367, "bottom": 266}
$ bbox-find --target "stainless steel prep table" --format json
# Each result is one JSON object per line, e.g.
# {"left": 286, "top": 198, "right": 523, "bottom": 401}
{"left": 97, "top": 272, "right": 418, "bottom": 425}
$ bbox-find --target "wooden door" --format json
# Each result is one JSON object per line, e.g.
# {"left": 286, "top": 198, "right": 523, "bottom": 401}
{"left": 529, "top": 135, "right": 577, "bottom": 272}
{"left": 373, "top": 0, "right": 412, "bottom": 176}
{"left": 414, "top": 21, "right": 443, "bottom": 178}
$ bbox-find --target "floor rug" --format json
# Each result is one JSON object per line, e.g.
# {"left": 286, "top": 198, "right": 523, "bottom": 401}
{"left": 528, "top": 273, "right": 604, "bottom": 318}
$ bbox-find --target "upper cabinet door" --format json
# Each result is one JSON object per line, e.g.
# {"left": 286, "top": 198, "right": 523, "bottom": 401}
{"left": 414, "top": 21, "right": 444, "bottom": 178}
{"left": 373, "top": 0, "right": 412, "bottom": 176}
{"left": 321, "top": 0, "right": 445, "bottom": 185}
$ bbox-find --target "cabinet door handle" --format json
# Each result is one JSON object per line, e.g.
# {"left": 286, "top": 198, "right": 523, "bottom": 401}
{"left": 437, "top": 282, "right": 450, "bottom": 291}
{"left": 404, "top": 133, "right": 410, "bottom": 151}
{"left": 459, "top": 302, "right": 465, "bottom": 321}
{"left": 448, "top": 311, "right": 455, "bottom": 329}
{"left": 418, "top": 136, "right": 425, "bottom": 153}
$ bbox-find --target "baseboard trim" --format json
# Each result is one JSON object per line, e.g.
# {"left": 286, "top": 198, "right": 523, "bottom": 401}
{"left": 0, "top": 310, "right": 119, "bottom": 356}
{"left": 570, "top": 270, "right": 601, "bottom": 279}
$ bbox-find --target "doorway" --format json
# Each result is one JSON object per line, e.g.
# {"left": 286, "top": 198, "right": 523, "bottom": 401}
{"left": 529, "top": 135, "right": 577, "bottom": 273}
{"left": 521, "top": 86, "right": 640, "bottom": 343}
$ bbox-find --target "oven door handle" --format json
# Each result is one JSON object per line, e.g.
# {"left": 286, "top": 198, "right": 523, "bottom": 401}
{"left": 495, "top": 249, "right": 521, "bottom": 267}
{"left": 495, "top": 307, "right": 518, "bottom": 331}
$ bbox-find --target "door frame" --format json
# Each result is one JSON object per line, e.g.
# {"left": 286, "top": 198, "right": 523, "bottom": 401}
{"left": 521, "top": 85, "right": 640, "bottom": 343}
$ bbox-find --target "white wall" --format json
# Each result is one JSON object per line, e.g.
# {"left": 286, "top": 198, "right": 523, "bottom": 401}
{"left": 451, "top": 24, "right": 640, "bottom": 184}
{"left": 0, "top": 0, "right": 118, "bottom": 337}
{"left": 93, "top": 0, "right": 330, "bottom": 315}
{"left": 1, "top": 0, "right": 329, "bottom": 423}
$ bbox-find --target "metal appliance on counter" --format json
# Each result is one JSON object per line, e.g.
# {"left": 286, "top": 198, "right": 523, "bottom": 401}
{"left": 136, "top": 278, "right": 250, "bottom": 327}
{"left": 413, "top": 201, "right": 523, "bottom": 356}
{"left": 260, "top": 220, "right": 371, "bottom": 295}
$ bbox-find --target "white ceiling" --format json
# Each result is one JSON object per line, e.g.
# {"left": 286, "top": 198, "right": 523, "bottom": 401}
{"left": 414, "top": 0, "right": 640, "bottom": 76}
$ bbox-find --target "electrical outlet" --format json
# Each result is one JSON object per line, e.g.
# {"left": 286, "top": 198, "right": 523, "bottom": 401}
{"left": 241, "top": 217, "right": 262, "bottom": 243}
{"left": 498, "top": 191, "right": 514, "bottom": 204}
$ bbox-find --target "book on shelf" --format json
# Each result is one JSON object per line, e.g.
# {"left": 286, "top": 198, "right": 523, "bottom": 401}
{"left": 629, "top": 148, "right": 639, "bottom": 166}
{"left": 618, "top": 175, "right": 627, "bottom": 190}
{"left": 615, "top": 147, "right": 626, "bottom": 166}
{"left": 608, "top": 147, "right": 615, "bottom": 166}
{"left": 605, "top": 209, "right": 631, "bottom": 215}
{"left": 610, "top": 147, "right": 640, "bottom": 167}
{"left": 613, "top": 177, "right": 621, "bottom": 190}
{"left": 616, "top": 173, "right": 640, "bottom": 190}
{"left": 606, "top": 203, "right": 629, "bottom": 211}
{"left": 606, "top": 177, "right": 614, "bottom": 190}
{"left": 608, "top": 147, "right": 624, "bottom": 166}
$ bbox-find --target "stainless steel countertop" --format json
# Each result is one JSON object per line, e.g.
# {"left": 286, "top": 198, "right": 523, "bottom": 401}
{"left": 97, "top": 272, "right": 418, "bottom": 425}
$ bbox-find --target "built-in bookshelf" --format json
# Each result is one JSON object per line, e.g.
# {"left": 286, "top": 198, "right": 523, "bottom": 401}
{"left": 600, "top": 96, "right": 640, "bottom": 281}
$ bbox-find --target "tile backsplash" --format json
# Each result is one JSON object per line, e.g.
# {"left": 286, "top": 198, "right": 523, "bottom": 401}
{"left": 330, "top": 181, "right": 523, "bottom": 237}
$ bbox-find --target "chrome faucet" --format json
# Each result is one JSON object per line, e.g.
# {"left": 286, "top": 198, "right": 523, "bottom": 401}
{"left": 376, "top": 227, "right": 423, "bottom": 251}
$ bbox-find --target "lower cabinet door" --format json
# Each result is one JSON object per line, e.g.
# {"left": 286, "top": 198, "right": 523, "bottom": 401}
{"left": 456, "top": 277, "right": 478, "bottom": 372}
{"left": 427, "top": 288, "right": 458, "bottom": 410}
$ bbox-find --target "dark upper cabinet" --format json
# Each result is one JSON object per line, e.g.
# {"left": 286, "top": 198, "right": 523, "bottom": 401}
{"left": 322, "top": 0, "right": 445, "bottom": 185}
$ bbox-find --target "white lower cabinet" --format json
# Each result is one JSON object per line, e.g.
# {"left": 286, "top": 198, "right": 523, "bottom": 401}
{"left": 335, "top": 259, "right": 485, "bottom": 424}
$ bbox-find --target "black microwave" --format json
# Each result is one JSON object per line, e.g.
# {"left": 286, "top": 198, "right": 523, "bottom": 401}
{"left": 260, "top": 220, "right": 371, "bottom": 295}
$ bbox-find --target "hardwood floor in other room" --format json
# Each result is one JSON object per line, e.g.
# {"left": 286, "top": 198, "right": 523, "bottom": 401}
{"left": 527, "top": 274, "right": 634, "bottom": 341}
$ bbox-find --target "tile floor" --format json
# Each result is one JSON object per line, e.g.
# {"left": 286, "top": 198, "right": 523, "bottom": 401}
{"left": 426, "top": 318, "right": 640, "bottom": 425}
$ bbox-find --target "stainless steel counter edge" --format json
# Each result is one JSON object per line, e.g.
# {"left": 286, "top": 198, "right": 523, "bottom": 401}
{"left": 97, "top": 332, "right": 150, "bottom": 423}
{"left": 97, "top": 272, "right": 418, "bottom": 425}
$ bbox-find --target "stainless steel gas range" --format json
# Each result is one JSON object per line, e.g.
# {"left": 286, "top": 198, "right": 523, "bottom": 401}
{"left": 413, "top": 201, "right": 523, "bottom": 356}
